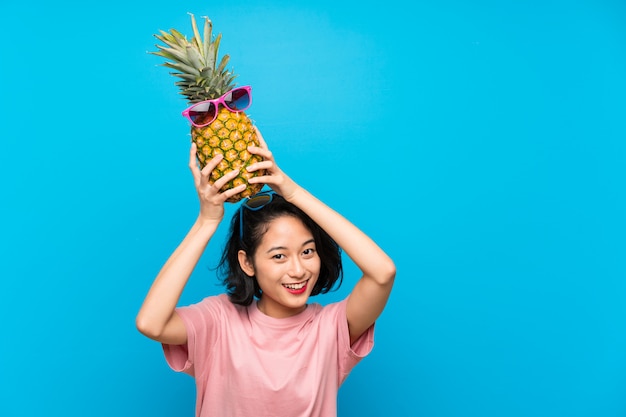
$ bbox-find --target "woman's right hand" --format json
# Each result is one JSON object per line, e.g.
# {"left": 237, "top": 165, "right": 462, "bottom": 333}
{"left": 189, "top": 143, "right": 247, "bottom": 222}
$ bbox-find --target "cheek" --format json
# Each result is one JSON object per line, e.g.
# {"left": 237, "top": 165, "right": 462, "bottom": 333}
{"left": 254, "top": 262, "right": 276, "bottom": 279}
{"left": 309, "top": 258, "right": 322, "bottom": 276}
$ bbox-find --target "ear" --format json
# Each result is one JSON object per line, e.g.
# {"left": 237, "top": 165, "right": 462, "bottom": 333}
{"left": 238, "top": 250, "right": 255, "bottom": 277}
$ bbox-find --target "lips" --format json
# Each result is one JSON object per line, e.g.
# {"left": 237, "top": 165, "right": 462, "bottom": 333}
{"left": 282, "top": 279, "right": 309, "bottom": 295}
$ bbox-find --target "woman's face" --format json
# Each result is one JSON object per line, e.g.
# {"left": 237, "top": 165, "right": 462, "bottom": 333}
{"left": 243, "top": 215, "right": 321, "bottom": 318}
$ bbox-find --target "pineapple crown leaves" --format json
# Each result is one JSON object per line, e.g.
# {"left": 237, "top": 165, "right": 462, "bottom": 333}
{"left": 151, "top": 13, "right": 238, "bottom": 103}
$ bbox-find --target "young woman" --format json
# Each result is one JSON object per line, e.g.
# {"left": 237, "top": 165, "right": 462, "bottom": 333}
{"left": 136, "top": 128, "right": 396, "bottom": 417}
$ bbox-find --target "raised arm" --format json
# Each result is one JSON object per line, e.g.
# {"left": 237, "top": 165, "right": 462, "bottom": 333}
{"left": 248, "top": 129, "right": 396, "bottom": 345}
{"left": 135, "top": 144, "right": 246, "bottom": 345}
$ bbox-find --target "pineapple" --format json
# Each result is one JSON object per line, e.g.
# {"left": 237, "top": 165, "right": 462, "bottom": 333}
{"left": 151, "top": 13, "right": 264, "bottom": 202}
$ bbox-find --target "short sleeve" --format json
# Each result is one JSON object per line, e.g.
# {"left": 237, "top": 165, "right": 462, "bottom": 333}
{"left": 334, "top": 298, "right": 375, "bottom": 385}
{"left": 162, "top": 295, "right": 223, "bottom": 377}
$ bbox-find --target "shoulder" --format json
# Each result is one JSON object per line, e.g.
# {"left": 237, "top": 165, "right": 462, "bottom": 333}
{"left": 179, "top": 293, "right": 244, "bottom": 319}
{"left": 309, "top": 298, "right": 348, "bottom": 322}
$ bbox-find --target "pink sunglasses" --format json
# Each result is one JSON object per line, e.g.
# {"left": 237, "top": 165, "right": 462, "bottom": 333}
{"left": 181, "top": 86, "right": 252, "bottom": 127}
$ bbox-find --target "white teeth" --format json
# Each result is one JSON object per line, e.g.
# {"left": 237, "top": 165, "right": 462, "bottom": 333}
{"left": 283, "top": 281, "right": 307, "bottom": 290}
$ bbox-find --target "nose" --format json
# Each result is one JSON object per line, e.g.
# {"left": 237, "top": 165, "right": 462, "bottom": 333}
{"left": 288, "top": 257, "right": 306, "bottom": 278}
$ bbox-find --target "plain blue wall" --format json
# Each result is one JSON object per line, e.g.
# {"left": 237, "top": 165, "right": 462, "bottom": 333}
{"left": 1, "top": 1, "right": 625, "bottom": 416}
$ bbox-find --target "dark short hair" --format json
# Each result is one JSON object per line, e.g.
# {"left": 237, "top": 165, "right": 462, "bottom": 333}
{"left": 217, "top": 193, "right": 343, "bottom": 306}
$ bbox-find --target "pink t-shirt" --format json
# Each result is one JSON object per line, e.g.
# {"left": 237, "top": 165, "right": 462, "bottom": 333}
{"left": 162, "top": 293, "right": 374, "bottom": 417}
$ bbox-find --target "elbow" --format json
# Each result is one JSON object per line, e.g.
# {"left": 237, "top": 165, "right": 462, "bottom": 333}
{"left": 377, "top": 259, "right": 396, "bottom": 286}
{"left": 385, "top": 263, "right": 397, "bottom": 285}
{"left": 135, "top": 314, "right": 164, "bottom": 340}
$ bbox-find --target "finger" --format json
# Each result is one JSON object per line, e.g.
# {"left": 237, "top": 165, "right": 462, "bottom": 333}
{"left": 212, "top": 168, "right": 241, "bottom": 190}
{"left": 248, "top": 144, "right": 273, "bottom": 161}
{"left": 221, "top": 183, "right": 247, "bottom": 201}
{"left": 189, "top": 143, "right": 202, "bottom": 181}
{"left": 248, "top": 171, "right": 276, "bottom": 185}
{"left": 253, "top": 126, "right": 268, "bottom": 149}
{"left": 189, "top": 142, "right": 198, "bottom": 167}
{"left": 200, "top": 153, "right": 224, "bottom": 180}
{"left": 246, "top": 159, "right": 274, "bottom": 174}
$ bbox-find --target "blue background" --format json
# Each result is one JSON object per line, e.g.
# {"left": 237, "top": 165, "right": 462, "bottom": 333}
{"left": 1, "top": 1, "right": 625, "bottom": 416}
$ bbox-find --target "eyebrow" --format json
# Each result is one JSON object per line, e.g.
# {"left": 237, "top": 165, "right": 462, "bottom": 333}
{"left": 266, "top": 238, "right": 315, "bottom": 254}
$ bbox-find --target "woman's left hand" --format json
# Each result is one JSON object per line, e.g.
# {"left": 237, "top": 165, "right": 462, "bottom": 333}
{"left": 247, "top": 127, "right": 299, "bottom": 200}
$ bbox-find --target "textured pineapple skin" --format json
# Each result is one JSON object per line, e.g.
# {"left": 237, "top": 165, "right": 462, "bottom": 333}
{"left": 191, "top": 108, "right": 265, "bottom": 203}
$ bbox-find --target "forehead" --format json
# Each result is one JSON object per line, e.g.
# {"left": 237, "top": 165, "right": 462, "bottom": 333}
{"left": 259, "top": 215, "right": 313, "bottom": 245}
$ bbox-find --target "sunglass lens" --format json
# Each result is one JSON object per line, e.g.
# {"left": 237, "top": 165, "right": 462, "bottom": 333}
{"left": 224, "top": 88, "right": 251, "bottom": 111}
{"left": 189, "top": 102, "right": 217, "bottom": 126}
{"left": 245, "top": 194, "right": 272, "bottom": 209}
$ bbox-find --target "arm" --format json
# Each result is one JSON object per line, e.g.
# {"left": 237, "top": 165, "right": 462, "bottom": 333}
{"left": 248, "top": 129, "right": 396, "bottom": 345}
{"left": 135, "top": 144, "right": 246, "bottom": 345}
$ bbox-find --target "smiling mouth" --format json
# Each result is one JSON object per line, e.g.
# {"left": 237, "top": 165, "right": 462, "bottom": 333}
{"left": 282, "top": 279, "right": 309, "bottom": 292}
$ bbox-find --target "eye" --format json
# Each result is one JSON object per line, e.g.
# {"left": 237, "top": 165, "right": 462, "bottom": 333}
{"left": 302, "top": 248, "right": 316, "bottom": 257}
{"left": 272, "top": 253, "right": 285, "bottom": 260}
